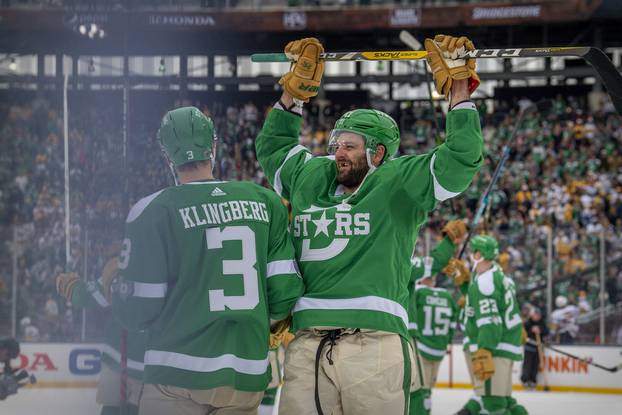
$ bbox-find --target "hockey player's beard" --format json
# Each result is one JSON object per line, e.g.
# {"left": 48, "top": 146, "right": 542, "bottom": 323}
{"left": 336, "top": 156, "right": 369, "bottom": 188}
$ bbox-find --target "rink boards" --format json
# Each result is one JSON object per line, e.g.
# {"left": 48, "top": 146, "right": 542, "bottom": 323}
{"left": 10, "top": 343, "right": 622, "bottom": 394}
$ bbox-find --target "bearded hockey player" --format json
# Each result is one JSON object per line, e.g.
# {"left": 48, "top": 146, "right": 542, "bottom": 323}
{"left": 408, "top": 221, "right": 465, "bottom": 415}
{"left": 255, "top": 35, "right": 483, "bottom": 415}
{"left": 451, "top": 235, "right": 528, "bottom": 415}
{"left": 56, "top": 257, "right": 146, "bottom": 415}
{"left": 112, "top": 106, "right": 304, "bottom": 415}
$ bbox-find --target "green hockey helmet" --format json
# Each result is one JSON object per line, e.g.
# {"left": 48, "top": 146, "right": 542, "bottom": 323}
{"left": 158, "top": 106, "right": 216, "bottom": 167}
{"left": 327, "top": 109, "right": 400, "bottom": 163}
{"left": 469, "top": 235, "right": 499, "bottom": 261}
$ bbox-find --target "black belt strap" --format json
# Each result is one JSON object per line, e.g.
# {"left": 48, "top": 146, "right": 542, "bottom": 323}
{"left": 313, "top": 329, "right": 360, "bottom": 415}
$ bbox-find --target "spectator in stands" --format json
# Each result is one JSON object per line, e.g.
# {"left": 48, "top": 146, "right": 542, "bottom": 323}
{"left": 521, "top": 307, "right": 549, "bottom": 389}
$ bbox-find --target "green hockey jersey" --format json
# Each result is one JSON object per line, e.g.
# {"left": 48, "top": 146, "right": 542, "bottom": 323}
{"left": 463, "top": 265, "right": 523, "bottom": 361}
{"left": 410, "top": 285, "right": 458, "bottom": 361}
{"left": 70, "top": 279, "right": 146, "bottom": 380}
{"left": 408, "top": 237, "right": 455, "bottom": 284}
{"left": 112, "top": 180, "right": 304, "bottom": 391}
{"left": 256, "top": 106, "right": 483, "bottom": 339}
{"left": 407, "top": 237, "right": 457, "bottom": 361}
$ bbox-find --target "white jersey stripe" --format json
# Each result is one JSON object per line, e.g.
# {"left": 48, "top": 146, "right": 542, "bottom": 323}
{"left": 430, "top": 153, "right": 461, "bottom": 202}
{"left": 90, "top": 289, "right": 110, "bottom": 308}
{"left": 144, "top": 350, "right": 269, "bottom": 376}
{"left": 100, "top": 344, "right": 144, "bottom": 372}
{"left": 497, "top": 342, "right": 523, "bottom": 355}
{"left": 293, "top": 296, "right": 409, "bottom": 328}
{"left": 133, "top": 282, "right": 168, "bottom": 298}
{"left": 416, "top": 341, "right": 447, "bottom": 357}
{"left": 126, "top": 189, "right": 166, "bottom": 223}
{"left": 273, "top": 145, "right": 309, "bottom": 196}
{"left": 267, "top": 260, "right": 300, "bottom": 278}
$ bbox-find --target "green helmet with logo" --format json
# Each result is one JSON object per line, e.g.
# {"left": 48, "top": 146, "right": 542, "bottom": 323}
{"left": 470, "top": 235, "right": 499, "bottom": 261}
{"left": 158, "top": 106, "right": 216, "bottom": 167}
{"left": 330, "top": 109, "right": 400, "bottom": 162}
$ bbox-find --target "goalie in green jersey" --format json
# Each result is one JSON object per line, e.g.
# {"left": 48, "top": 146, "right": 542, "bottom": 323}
{"left": 447, "top": 235, "right": 528, "bottom": 415}
{"left": 112, "top": 106, "right": 304, "bottom": 415}
{"left": 408, "top": 220, "right": 466, "bottom": 415}
{"left": 256, "top": 36, "right": 483, "bottom": 415}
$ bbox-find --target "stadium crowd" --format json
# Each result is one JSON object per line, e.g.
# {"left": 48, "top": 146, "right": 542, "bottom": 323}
{"left": 0, "top": 92, "right": 621, "bottom": 343}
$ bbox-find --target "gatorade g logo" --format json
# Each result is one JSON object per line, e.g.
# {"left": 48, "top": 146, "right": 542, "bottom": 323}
{"left": 293, "top": 204, "right": 370, "bottom": 261}
{"left": 298, "top": 82, "right": 319, "bottom": 92}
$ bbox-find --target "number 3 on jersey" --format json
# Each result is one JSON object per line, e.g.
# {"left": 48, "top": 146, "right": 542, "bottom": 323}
{"left": 207, "top": 226, "right": 259, "bottom": 312}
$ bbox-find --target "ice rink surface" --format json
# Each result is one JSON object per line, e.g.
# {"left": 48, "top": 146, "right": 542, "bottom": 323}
{"left": 4, "top": 387, "right": 622, "bottom": 415}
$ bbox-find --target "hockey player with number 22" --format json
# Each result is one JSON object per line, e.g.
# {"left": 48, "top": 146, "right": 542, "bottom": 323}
{"left": 112, "top": 106, "right": 304, "bottom": 415}
{"left": 256, "top": 35, "right": 483, "bottom": 415}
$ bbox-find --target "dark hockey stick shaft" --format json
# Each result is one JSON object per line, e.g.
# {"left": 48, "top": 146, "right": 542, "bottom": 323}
{"left": 252, "top": 46, "right": 622, "bottom": 115}
{"left": 457, "top": 104, "right": 534, "bottom": 259}
{"left": 535, "top": 332, "right": 550, "bottom": 390}
{"left": 528, "top": 339, "right": 621, "bottom": 373}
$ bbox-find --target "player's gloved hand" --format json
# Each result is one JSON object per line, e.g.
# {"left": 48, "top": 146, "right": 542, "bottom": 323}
{"left": 269, "top": 316, "right": 292, "bottom": 349}
{"left": 442, "top": 220, "right": 468, "bottom": 244}
{"left": 282, "top": 332, "right": 295, "bottom": 348}
{"left": 424, "top": 34, "right": 479, "bottom": 97}
{"left": 456, "top": 295, "right": 466, "bottom": 308}
{"left": 100, "top": 257, "right": 119, "bottom": 303}
{"left": 442, "top": 258, "right": 470, "bottom": 286}
{"left": 279, "top": 38, "right": 325, "bottom": 102}
{"left": 56, "top": 272, "right": 81, "bottom": 301}
{"left": 472, "top": 348, "right": 495, "bottom": 381}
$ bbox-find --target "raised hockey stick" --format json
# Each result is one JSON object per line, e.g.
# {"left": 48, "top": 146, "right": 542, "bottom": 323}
{"left": 527, "top": 339, "right": 622, "bottom": 373}
{"left": 456, "top": 103, "right": 536, "bottom": 259}
{"left": 251, "top": 47, "right": 622, "bottom": 115}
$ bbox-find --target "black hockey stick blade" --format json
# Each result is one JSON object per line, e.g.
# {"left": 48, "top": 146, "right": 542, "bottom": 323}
{"left": 528, "top": 339, "right": 620, "bottom": 373}
{"left": 581, "top": 48, "right": 622, "bottom": 115}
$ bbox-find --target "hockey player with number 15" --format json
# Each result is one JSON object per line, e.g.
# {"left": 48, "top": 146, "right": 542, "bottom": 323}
{"left": 408, "top": 220, "right": 465, "bottom": 415}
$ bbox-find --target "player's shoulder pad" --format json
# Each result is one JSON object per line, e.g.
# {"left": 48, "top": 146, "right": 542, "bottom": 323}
{"left": 126, "top": 188, "right": 167, "bottom": 223}
{"left": 476, "top": 267, "right": 497, "bottom": 296}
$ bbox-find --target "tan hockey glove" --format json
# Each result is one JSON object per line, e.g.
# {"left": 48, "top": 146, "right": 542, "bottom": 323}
{"left": 56, "top": 272, "right": 81, "bottom": 301}
{"left": 279, "top": 38, "right": 325, "bottom": 102}
{"left": 456, "top": 295, "right": 466, "bottom": 308}
{"left": 100, "top": 257, "right": 119, "bottom": 303}
{"left": 269, "top": 316, "right": 292, "bottom": 349}
{"left": 424, "top": 34, "right": 480, "bottom": 98}
{"left": 443, "top": 258, "right": 471, "bottom": 286}
{"left": 472, "top": 348, "right": 495, "bottom": 381}
{"left": 442, "top": 220, "right": 468, "bottom": 244}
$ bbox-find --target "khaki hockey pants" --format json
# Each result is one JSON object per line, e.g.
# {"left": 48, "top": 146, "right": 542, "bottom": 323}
{"left": 420, "top": 355, "right": 441, "bottom": 389}
{"left": 465, "top": 352, "right": 513, "bottom": 397}
{"left": 279, "top": 329, "right": 419, "bottom": 415}
{"left": 139, "top": 384, "right": 263, "bottom": 415}
{"left": 96, "top": 361, "right": 142, "bottom": 407}
{"left": 473, "top": 358, "right": 514, "bottom": 397}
